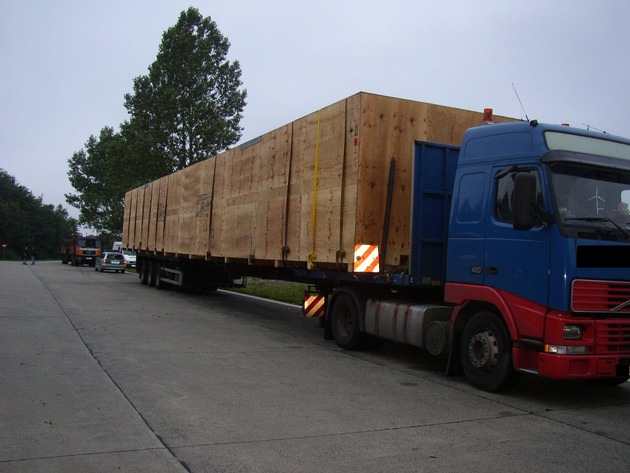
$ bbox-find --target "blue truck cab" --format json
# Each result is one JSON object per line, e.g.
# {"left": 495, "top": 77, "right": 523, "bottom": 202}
{"left": 445, "top": 120, "right": 630, "bottom": 390}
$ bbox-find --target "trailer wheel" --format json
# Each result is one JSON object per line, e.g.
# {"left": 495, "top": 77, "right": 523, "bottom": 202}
{"left": 153, "top": 263, "right": 164, "bottom": 289}
{"left": 148, "top": 262, "right": 158, "bottom": 287}
{"left": 140, "top": 262, "right": 149, "bottom": 285}
{"left": 331, "top": 293, "right": 366, "bottom": 350}
{"left": 460, "top": 311, "right": 521, "bottom": 392}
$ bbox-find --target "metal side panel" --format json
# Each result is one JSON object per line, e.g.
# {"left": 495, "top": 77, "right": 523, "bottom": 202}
{"left": 409, "top": 141, "right": 460, "bottom": 286}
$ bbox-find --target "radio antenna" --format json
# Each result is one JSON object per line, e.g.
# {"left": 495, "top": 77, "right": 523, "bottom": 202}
{"left": 512, "top": 83, "right": 529, "bottom": 121}
{"left": 582, "top": 124, "right": 606, "bottom": 133}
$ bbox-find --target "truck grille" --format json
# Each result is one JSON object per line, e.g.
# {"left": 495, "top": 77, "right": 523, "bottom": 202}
{"left": 572, "top": 279, "right": 630, "bottom": 313}
{"left": 597, "top": 321, "right": 630, "bottom": 354}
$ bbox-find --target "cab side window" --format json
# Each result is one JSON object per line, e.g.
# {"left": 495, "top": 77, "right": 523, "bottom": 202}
{"left": 495, "top": 169, "right": 543, "bottom": 226}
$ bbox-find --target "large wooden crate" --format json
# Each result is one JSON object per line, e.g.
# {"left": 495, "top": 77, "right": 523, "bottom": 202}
{"left": 123, "top": 92, "right": 514, "bottom": 271}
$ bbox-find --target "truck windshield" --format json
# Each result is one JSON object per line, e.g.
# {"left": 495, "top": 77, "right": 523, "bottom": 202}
{"left": 78, "top": 238, "right": 100, "bottom": 247}
{"left": 549, "top": 162, "right": 630, "bottom": 240}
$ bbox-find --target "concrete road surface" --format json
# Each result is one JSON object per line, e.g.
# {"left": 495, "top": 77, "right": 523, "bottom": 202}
{"left": 1, "top": 261, "right": 629, "bottom": 472}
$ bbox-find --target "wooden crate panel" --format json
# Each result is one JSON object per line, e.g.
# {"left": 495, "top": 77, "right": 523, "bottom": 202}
{"left": 122, "top": 190, "right": 132, "bottom": 248}
{"left": 145, "top": 181, "right": 159, "bottom": 250}
{"left": 254, "top": 125, "right": 292, "bottom": 261}
{"left": 140, "top": 183, "right": 152, "bottom": 250}
{"left": 170, "top": 159, "right": 216, "bottom": 257}
{"left": 176, "top": 163, "right": 201, "bottom": 255}
{"left": 163, "top": 172, "right": 182, "bottom": 254}
{"left": 155, "top": 176, "right": 169, "bottom": 251}
{"left": 132, "top": 187, "right": 145, "bottom": 250}
{"left": 284, "top": 99, "right": 349, "bottom": 264}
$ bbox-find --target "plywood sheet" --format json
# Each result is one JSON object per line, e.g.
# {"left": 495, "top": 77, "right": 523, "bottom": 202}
{"left": 163, "top": 172, "right": 182, "bottom": 254}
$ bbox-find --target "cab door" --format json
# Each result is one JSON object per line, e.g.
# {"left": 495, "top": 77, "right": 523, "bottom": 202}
{"left": 485, "top": 167, "right": 552, "bottom": 332}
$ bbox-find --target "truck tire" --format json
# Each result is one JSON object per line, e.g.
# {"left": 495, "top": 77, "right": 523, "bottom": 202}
{"left": 460, "top": 311, "right": 521, "bottom": 392}
{"left": 140, "top": 262, "right": 149, "bottom": 285}
{"left": 330, "top": 292, "right": 367, "bottom": 350}
{"left": 148, "top": 262, "right": 158, "bottom": 287}
{"left": 153, "top": 263, "right": 164, "bottom": 289}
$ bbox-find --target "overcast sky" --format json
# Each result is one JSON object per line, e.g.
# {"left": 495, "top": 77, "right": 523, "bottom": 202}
{"left": 1, "top": 0, "right": 629, "bottom": 222}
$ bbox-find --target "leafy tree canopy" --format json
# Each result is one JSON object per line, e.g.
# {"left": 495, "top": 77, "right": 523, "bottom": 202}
{"left": 66, "top": 127, "right": 128, "bottom": 236}
{"left": 124, "top": 6, "right": 247, "bottom": 171}
{"left": 0, "top": 169, "right": 77, "bottom": 260}
{"left": 66, "top": 7, "right": 247, "bottom": 235}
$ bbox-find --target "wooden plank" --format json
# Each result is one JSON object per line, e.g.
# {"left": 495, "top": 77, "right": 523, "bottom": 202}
{"left": 155, "top": 176, "right": 169, "bottom": 251}
{"left": 122, "top": 190, "right": 132, "bottom": 248}
{"left": 163, "top": 172, "right": 182, "bottom": 254}
{"left": 168, "top": 158, "right": 216, "bottom": 257}
{"left": 140, "top": 183, "right": 152, "bottom": 250}
{"left": 340, "top": 93, "right": 362, "bottom": 269}
{"left": 220, "top": 136, "right": 262, "bottom": 259}
{"left": 208, "top": 149, "right": 230, "bottom": 257}
{"left": 133, "top": 187, "right": 145, "bottom": 250}
{"left": 176, "top": 163, "right": 202, "bottom": 255}
{"left": 254, "top": 124, "right": 292, "bottom": 261}
{"left": 196, "top": 156, "right": 215, "bottom": 257}
{"left": 146, "top": 181, "right": 159, "bottom": 250}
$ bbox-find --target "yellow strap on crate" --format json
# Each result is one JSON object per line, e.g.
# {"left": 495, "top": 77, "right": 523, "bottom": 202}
{"left": 308, "top": 110, "right": 321, "bottom": 268}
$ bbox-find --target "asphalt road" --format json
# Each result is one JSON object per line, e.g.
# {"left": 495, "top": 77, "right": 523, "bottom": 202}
{"left": 1, "top": 261, "right": 629, "bottom": 472}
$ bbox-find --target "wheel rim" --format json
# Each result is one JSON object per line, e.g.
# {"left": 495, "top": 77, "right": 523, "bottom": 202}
{"left": 468, "top": 329, "right": 499, "bottom": 371}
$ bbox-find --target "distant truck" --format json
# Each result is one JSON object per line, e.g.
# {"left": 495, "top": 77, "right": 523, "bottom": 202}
{"left": 122, "top": 92, "right": 630, "bottom": 391}
{"left": 61, "top": 235, "right": 101, "bottom": 267}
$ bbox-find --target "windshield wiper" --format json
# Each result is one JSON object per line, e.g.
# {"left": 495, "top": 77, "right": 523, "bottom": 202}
{"left": 564, "top": 217, "right": 630, "bottom": 239}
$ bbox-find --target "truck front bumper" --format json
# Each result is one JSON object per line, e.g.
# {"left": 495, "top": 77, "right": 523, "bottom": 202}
{"left": 519, "top": 349, "right": 630, "bottom": 380}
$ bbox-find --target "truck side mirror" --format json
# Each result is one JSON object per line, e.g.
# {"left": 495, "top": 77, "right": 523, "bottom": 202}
{"left": 513, "top": 172, "right": 537, "bottom": 230}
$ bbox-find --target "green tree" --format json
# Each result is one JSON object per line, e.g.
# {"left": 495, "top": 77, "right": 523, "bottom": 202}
{"left": 0, "top": 169, "right": 76, "bottom": 260}
{"left": 124, "top": 6, "right": 247, "bottom": 171}
{"left": 66, "top": 127, "right": 126, "bottom": 236}
{"left": 66, "top": 7, "right": 247, "bottom": 234}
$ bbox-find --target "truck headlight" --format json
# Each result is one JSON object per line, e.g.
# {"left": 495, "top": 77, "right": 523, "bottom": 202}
{"left": 563, "top": 324, "right": 583, "bottom": 340}
{"left": 544, "top": 344, "right": 586, "bottom": 355}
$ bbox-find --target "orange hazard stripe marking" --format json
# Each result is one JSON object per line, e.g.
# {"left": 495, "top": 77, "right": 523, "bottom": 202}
{"left": 304, "top": 295, "right": 325, "bottom": 318}
{"left": 353, "top": 244, "right": 380, "bottom": 273}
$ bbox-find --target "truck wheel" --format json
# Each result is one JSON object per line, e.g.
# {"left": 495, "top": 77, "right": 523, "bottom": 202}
{"left": 148, "top": 262, "right": 157, "bottom": 287}
{"left": 460, "top": 311, "right": 521, "bottom": 392}
{"left": 330, "top": 293, "right": 366, "bottom": 350}
{"left": 153, "top": 263, "right": 164, "bottom": 289}
{"left": 140, "top": 263, "right": 149, "bottom": 285}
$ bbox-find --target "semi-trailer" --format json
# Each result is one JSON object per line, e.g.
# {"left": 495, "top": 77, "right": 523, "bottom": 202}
{"left": 123, "top": 92, "right": 630, "bottom": 391}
